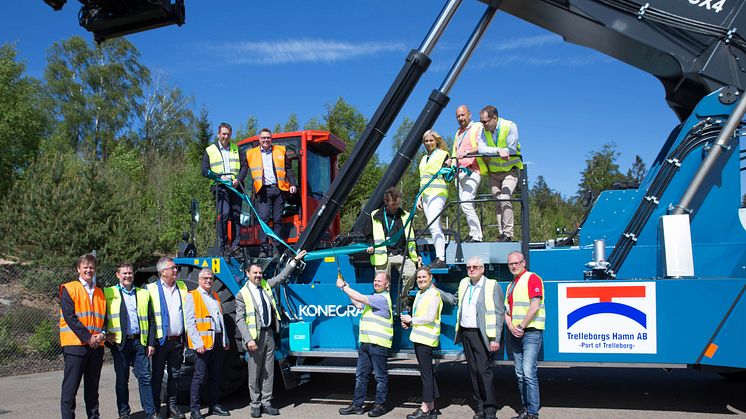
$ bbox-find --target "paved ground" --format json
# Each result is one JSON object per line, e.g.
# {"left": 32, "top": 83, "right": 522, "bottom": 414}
{"left": 1, "top": 361, "right": 745, "bottom": 418}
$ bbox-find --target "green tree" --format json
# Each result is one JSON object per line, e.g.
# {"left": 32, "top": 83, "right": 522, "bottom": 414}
{"left": 283, "top": 113, "right": 300, "bottom": 132}
{"left": 625, "top": 154, "right": 647, "bottom": 185}
{"left": 140, "top": 72, "right": 195, "bottom": 157}
{"left": 391, "top": 117, "right": 413, "bottom": 154}
{"left": 0, "top": 43, "right": 48, "bottom": 197}
{"left": 233, "top": 115, "right": 258, "bottom": 140}
{"left": 188, "top": 106, "right": 212, "bottom": 162}
{"left": 577, "top": 142, "right": 625, "bottom": 200}
{"left": 44, "top": 36, "right": 150, "bottom": 160}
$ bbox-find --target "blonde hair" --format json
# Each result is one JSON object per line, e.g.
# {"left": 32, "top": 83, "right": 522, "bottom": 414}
{"left": 422, "top": 129, "right": 448, "bottom": 151}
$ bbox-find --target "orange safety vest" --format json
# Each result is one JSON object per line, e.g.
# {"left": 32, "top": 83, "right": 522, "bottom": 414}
{"left": 59, "top": 281, "right": 106, "bottom": 347}
{"left": 246, "top": 145, "right": 290, "bottom": 192}
{"left": 186, "top": 289, "right": 223, "bottom": 350}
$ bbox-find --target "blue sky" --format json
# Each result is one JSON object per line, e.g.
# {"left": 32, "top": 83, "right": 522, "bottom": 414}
{"left": 2, "top": 0, "right": 682, "bottom": 197}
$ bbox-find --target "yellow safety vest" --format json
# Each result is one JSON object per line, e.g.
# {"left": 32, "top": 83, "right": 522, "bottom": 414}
{"left": 484, "top": 117, "right": 522, "bottom": 172}
{"left": 455, "top": 277, "right": 499, "bottom": 339}
{"left": 238, "top": 280, "right": 281, "bottom": 341}
{"left": 452, "top": 122, "right": 487, "bottom": 174}
{"left": 410, "top": 286, "right": 442, "bottom": 347}
{"left": 104, "top": 286, "right": 150, "bottom": 346}
{"left": 59, "top": 281, "right": 106, "bottom": 347}
{"left": 205, "top": 143, "right": 241, "bottom": 177}
{"left": 506, "top": 271, "right": 545, "bottom": 330}
{"left": 370, "top": 208, "right": 418, "bottom": 266}
{"left": 146, "top": 281, "right": 188, "bottom": 340}
{"left": 186, "top": 289, "right": 223, "bottom": 350}
{"left": 419, "top": 148, "right": 449, "bottom": 199}
{"left": 246, "top": 145, "right": 291, "bottom": 192}
{"left": 359, "top": 291, "right": 393, "bottom": 348}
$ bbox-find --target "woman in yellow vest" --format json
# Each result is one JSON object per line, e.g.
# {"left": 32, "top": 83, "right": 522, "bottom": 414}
{"left": 417, "top": 130, "right": 450, "bottom": 269}
{"left": 401, "top": 266, "right": 443, "bottom": 419}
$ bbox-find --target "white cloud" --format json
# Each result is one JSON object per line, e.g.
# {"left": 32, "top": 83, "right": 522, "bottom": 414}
{"left": 207, "top": 39, "right": 407, "bottom": 65}
{"left": 491, "top": 35, "right": 562, "bottom": 51}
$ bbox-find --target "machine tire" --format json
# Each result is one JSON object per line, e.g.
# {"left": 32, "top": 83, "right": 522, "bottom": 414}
{"left": 719, "top": 370, "right": 746, "bottom": 382}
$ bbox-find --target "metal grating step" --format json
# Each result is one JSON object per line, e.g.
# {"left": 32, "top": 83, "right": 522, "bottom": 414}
{"left": 290, "top": 364, "right": 421, "bottom": 376}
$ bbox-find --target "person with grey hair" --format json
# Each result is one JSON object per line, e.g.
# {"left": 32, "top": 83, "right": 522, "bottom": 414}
{"left": 441, "top": 256, "right": 505, "bottom": 419}
{"left": 236, "top": 250, "right": 307, "bottom": 417}
{"left": 146, "top": 257, "right": 188, "bottom": 419}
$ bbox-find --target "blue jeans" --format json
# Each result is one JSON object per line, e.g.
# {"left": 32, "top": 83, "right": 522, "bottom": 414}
{"left": 510, "top": 329, "right": 543, "bottom": 416}
{"left": 352, "top": 343, "right": 389, "bottom": 406}
{"left": 111, "top": 338, "right": 156, "bottom": 415}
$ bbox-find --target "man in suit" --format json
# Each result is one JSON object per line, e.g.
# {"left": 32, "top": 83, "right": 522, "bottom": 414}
{"left": 236, "top": 250, "right": 307, "bottom": 417}
{"left": 104, "top": 262, "right": 159, "bottom": 419}
{"left": 442, "top": 256, "right": 505, "bottom": 419}
{"left": 184, "top": 268, "right": 231, "bottom": 419}
{"left": 60, "top": 253, "right": 107, "bottom": 419}
{"left": 146, "top": 257, "right": 188, "bottom": 419}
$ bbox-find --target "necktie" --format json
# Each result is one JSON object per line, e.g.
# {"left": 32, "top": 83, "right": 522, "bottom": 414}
{"left": 258, "top": 285, "right": 270, "bottom": 326}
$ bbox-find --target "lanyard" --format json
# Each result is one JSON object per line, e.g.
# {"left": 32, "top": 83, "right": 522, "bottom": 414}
{"left": 456, "top": 123, "right": 470, "bottom": 150}
{"left": 467, "top": 280, "right": 478, "bottom": 305}
{"left": 382, "top": 209, "right": 395, "bottom": 234}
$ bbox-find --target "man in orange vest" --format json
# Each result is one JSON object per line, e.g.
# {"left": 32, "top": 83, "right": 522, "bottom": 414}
{"left": 201, "top": 122, "right": 248, "bottom": 257}
{"left": 245, "top": 128, "right": 297, "bottom": 258}
{"left": 184, "top": 268, "right": 230, "bottom": 419}
{"left": 60, "top": 253, "right": 107, "bottom": 419}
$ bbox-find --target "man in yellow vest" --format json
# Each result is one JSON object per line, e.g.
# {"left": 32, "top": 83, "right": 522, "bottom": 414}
{"left": 447, "top": 105, "right": 485, "bottom": 242}
{"left": 337, "top": 272, "right": 392, "bottom": 418}
{"left": 504, "top": 251, "right": 545, "bottom": 419}
{"left": 59, "top": 253, "right": 107, "bottom": 419}
{"left": 104, "top": 262, "right": 158, "bottom": 419}
{"left": 184, "top": 268, "right": 230, "bottom": 419}
{"left": 201, "top": 122, "right": 248, "bottom": 257}
{"left": 245, "top": 128, "right": 297, "bottom": 258}
{"left": 478, "top": 105, "right": 523, "bottom": 242}
{"left": 441, "top": 256, "right": 505, "bottom": 419}
{"left": 364, "top": 187, "right": 417, "bottom": 309}
{"left": 147, "top": 257, "right": 188, "bottom": 419}
{"left": 235, "top": 250, "right": 307, "bottom": 418}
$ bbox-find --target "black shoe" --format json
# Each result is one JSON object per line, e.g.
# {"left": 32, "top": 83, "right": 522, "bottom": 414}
{"left": 526, "top": 415, "right": 538, "bottom": 419}
{"left": 430, "top": 259, "right": 447, "bottom": 269}
{"left": 511, "top": 408, "right": 528, "bottom": 419}
{"left": 407, "top": 408, "right": 435, "bottom": 419}
{"left": 119, "top": 414, "right": 131, "bottom": 419}
{"left": 464, "top": 235, "right": 482, "bottom": 243}
{"left": 189, "top": 412, "right": 204, "bottom": 419}
{"left": 339, "top": 403, "right": 364, "bottom": 415}
{"left": 147, "top": 414, "right": 163, "bottom": 419}
{"left": 250, "top": 406, "right": 262, "bottom": 418}
{"left": 367, "top": 404, "right": 386, "bottom": 418}
{"left": 169, "top": 405, "right": 186, "bottom": 419}
{"left": 472, "top": 411, "right": 485, "bottom": 419}
{"left": 498, "top": 233, "right": 513, "bottom": 242}
{"left": 208, "top": 405, "right": 230, "bottom": 416}
{"left": 262, "top": 405, "right": 280, "bottom": 416}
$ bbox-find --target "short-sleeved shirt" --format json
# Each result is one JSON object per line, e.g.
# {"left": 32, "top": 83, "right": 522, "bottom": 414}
{"left": 367, "top": 293, "right": 391, "bottom": 320}
{"left": 507, "top": 272, "right": 543, "bottom": 315}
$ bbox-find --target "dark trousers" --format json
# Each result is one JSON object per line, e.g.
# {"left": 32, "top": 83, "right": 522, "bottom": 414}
{"left": 461, "top": 328, "right": 497, "bottom": 414}
{"left": 190, "top": 336, "right": 225, "bottom": 413}
{"left": 352, "top": 342, "right": 389, "bottom": 406}
{"left": 414, "top": 342, "right": 439, "bottom": 404}
{"left": 255, "top": 185, "right": 285, "bottom": 244}
{"left": 215, "top": 185, "right": 242, "bottom": 250}
{"left": 151, "top": 338, "right": 184, "bottom": 409}
{"left": 111, "top": 338, "right": 156, "bottom": 415}
{"left": 61, "top": 346, "right": 104, "bottom": 419}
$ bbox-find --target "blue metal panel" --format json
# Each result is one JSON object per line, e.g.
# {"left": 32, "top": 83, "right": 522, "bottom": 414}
{"left": 579, "top": 189, "right": 643, "bottom": 247}
{"left": 699, "top": 285, "right": 746, "bottom": 368}
{"left": 174, "top": 257, "right": 244, "bottom": 294}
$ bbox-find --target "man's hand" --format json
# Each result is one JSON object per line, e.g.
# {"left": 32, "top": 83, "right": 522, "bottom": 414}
{"left": 400, "top": 314, "right": 412, "bottom": 325}
{"left": 416, "top": 199, "right": 423, "bottom": 211}
{"left": 489, "top": 341, "right": 500, "bottom": 352}
{"left": 196, "top": 346, "right": 206, "bottom": 354}
{"left": 224, "top": 343, "right": 230, "bottom": 351}
{"left": 366, "top": 246, "right": 374, "bottom": 254}
{"left": 106, "top": 333, "right": 116, "bottom": 344}
{"left": 289, "top": 185, "right": 297, "bottom": 194}
{"left": 499, "top": 149, "right": 510, "bottom": 160}
{"left": 147, "top": 346, "right": 155, "bottom": 358}
{"left": 246, "top": 341, "right": 258, "bottom": 351}
{"left": 232, "top": 179, "right": 239, "bottom": 187}
{"left": 512, "top": 325, "right": 525, "bottom": 338}
{"left": 294, "top": 250, "right": 308, "bottom": 262}
{"left": 336, "top": 275, "right": 346, "bottom": 289}
{"left": 87, "top": 335, "right": 99, "bottom": 348}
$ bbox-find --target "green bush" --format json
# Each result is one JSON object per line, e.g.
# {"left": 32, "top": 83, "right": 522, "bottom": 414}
{"left": 28, "top": 319, "right": 59, "bottom": 357}
{"left": 0, "top": 326, "right": 22, "bottom": 358}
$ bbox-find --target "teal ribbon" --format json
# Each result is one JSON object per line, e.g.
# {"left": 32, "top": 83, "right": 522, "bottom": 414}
{"left": 209, "top": 164, "right": 464, "bottom": 260}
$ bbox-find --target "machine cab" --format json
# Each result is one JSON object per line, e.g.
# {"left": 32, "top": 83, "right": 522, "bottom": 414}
{"left": 237, "top": 130, "right": 345, "bottom": 251}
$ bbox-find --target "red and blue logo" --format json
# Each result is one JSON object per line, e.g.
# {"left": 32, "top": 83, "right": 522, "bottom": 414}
{"left": 566, "top": 285, "right": 647, "bottom": 328}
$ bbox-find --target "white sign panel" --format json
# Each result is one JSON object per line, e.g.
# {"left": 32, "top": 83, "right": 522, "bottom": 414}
{"left": 557, "top": 282, "right": 657, "bottom": 354}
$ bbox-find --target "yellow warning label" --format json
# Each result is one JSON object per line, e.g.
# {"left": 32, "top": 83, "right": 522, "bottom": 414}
{"left": 201, "top": 260, "right": 209, "bottom": 268}
{"left": 324, "top": 257, "right": 336, "bottom": 263}
{"left": 212, "top": 258, "right": 220, "bottom": 273}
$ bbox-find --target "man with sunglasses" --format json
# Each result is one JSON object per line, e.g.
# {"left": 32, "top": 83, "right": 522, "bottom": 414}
{"left": 442, "top": 256, "right": 504, "bottom": 419}
{"left": 504, "top": 252, "right": 545, "bottom": 419}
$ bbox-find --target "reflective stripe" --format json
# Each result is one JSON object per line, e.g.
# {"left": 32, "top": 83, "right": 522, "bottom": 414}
{"left": 484, "top": 118, "right": 522, "bottom": 172}
{"left": 419, "top": 149, "right": 449, "bottom": 198}
{"left": 206, "top": 143, "right": 240, "bottom": 176}
{"left": 360, "top": 316, "right": 393, "bottom": 329}
{"left": 108, "top": 327, "right": 122, "bottom": 332}
{"left": 359, "top": 292, "right": 393, "bottom": 348}
{"left": 410, "top": 328, "right": 439, "bottom": 341}
{"left": 506, "top": 271, "right": 545, "bottom": 330}
{"left": 453, "top": 123, "right": 487, "bottom": 174}
{"left": 60, "top": 281, "right": 106, "bottom": 347}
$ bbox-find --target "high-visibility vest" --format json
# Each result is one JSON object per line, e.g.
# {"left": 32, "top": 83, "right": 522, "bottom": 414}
{"left": 205, "top": 142, "right": 241, "bottom": 177}
{"left": 238, "top": 280, "right": 281, "bottom": 341}
{"left": 246, "top": 145, "right": 290, "bottom": 192}
{"left": 410, "top": 286, "right": 442, "bottom": 347}
{"left": 146, "top": 281, "right": 188, "bottom": 340}
{"left": 359, "top": 291, "right": 393, "bottom": 348}
{"left": 370, "top": 208, "right": 418, "bottom": 266}
{"left": 419, "top": 149, "right": 449, "bottom": 199}
{"left": 59, "top": 281, "right": 106, "bottom": 347}
{"left": 506, "top": 271, "right": 545, "bottom": 330}
{"left": 455, "top": 277, "right": 499, "bottom": 339}
{"left": 186, "top": 289, "right": 223, "bottom": 350}
{"left": 103, "top": 286, "right": 150, "bottom": 346}
{"left": 484, "top": 118, "right": 523, "bottom": 172}
{"left": 452, "top": 122, "right": 487, "bottom": 174}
